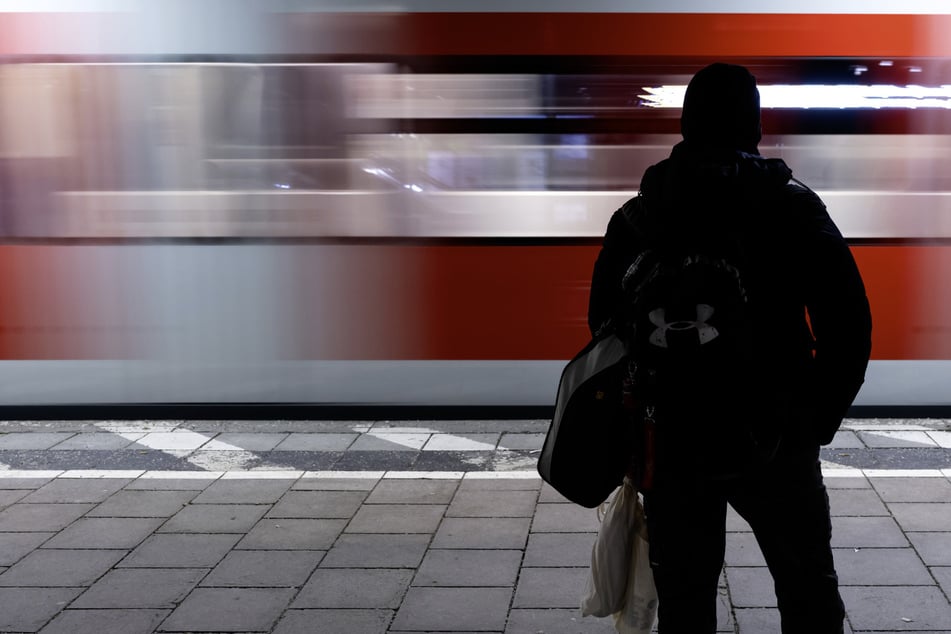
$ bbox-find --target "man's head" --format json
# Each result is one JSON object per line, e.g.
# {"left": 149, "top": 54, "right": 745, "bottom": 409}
{"left": 680, "top": 63, "right": 762, "bottom": 154}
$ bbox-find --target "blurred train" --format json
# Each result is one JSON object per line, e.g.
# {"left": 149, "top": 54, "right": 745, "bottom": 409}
{"left": 1, "top": 0, "right": 950, "bottom": 415}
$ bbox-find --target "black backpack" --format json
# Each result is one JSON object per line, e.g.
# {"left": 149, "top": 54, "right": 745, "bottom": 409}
{"left": 619, "top": 219, "right": 776, "bottom": 479}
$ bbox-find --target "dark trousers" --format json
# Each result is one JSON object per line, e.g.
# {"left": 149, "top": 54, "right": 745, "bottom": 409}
{"left": 644, "top": 445, "right": 844, "bottom": 634}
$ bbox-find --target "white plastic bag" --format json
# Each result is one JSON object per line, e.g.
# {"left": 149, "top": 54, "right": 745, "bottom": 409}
{"left": 612, "top": 499, "right": 658, "bottom": 634}
{"left": 580, "top": 479, "right": 637, "bottom": 617}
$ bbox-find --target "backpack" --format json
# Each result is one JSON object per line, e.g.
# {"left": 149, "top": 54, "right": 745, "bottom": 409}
{"left": 618, "top": 215, "right": 776, "bottom": 480}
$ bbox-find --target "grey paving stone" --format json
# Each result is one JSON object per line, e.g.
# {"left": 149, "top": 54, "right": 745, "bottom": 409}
{"left": 0, "top": 488, "right": 30, "bottom": 508}
{"left": 159, "top": 504, "right": 268, "bottom": 533}
{"left": 0, "top": 476, "right": 55, "bottom": 489}
{"left": 423, "top": 433, "right": 500, "bottom": 451}
{"left": 86, "top": 490, "right": 197, "bottom": 518}
{"left": 333, "top": 450, "right": 418, "bottom": 470}
{"left": 498, "top": 433, "right": 545, "bottom": 451}
{"left": 513, "top": 567, "right": 589, "bottom": 609}
{"left": 365, "top": 479, "right": 458, "bottom": 504}
{"left": 50, "top": 433, "right": 141, "bottom": 450}
{"left": 871, "top": 477, "right": 951, "bottom": 502}
{"left": 159, "top": 587, "right": 295, "bottom": 632}
{"left": 832, "top": 516, "right": 909, "bottom": 547}
{"left": 0, "top": 532, "right": 54, "bottom": 566}
{"left": 908, "top": 533, "right": 951, "bottom": 566}
{"left": 124, "top": 477, "right": 217, "bottom": 491}
{"left": 414, "top": 549, "right": 522, "bottom": 587}
{"left": 37, "top": 608, "right": 170, "bottom": 634}
{"left": 273, "top": 609, "right": 392, "bottom": 634}
{"left": 190, "top": 478, "right": 295, "bottom": 504}
{"left": 888, "top": 502, "right": 951, "bottom": 532}
{"left": 459, "top": 477, "right": 541, "bottom": 492}
{"left": 532, "top": 503, "right": 602, "bottom": 533}
{"left": 828, "top": 488, "right": 891, "bottom": 516}
{"left": 255, "top": 450, "right": 342, "bottom": 471}
{"left": 320, "top": 534, "right": 430, "bottom": 568}
{"left": 292, "top": 568, "right": 413, "bottom": 608}
{"left": 859, "top": 431, "right": 937, "bottom": 448}
{"left": 0, "top": 549, "right": 125, "bottom": 587}
{"left": 823, "top": 476, "right": 872, "bottom": 489}
{"left": 273, "top": 433, "right": 358, "bottom": 451}
{"left": 724, "top": 566, "right": 777, "bottom": 608}
{"left": 523, "top": 532, "right": 596, "bottom": 567}
{"left": 202, "top": 432, "right": 289, "bottom": 451}
{"left": 266, "top": 490, "right": 366, "bottom": 519}
{"left": 726, "top": 505, "right": 753, "bottom": 532}
{"left": 200, "top": 550, "right": 322, "bottom": 587}
{"left": 447, "top": 490, "right": 538, "bottom": 518}
{"left": 292, "top": 476, "right": 380, "bottom": 491}
{"left": 391, "top": 586, "right": 512, "bottom": 632}
{"left": 0, "top": 587, "right": 82, "bottom": 632}
{"left": 71, "top": 568, "right": 206, "bottom": 608}
{"left": 827, "top": 430, "right": 865, "bottom": 449}
{"left": 431, "top": 517, "right": 531, "bottom": 549}
{"left": 932, "top": 566, "right": 951, "bottom": 597}
{"left": 42, "top": 517, "right": 165, "bottom": 549}
{"left": 349, "top": 433, "right": 429, "bottom": 451}
{"left": 237, "top": 518, "right": 345, "bottom": 550}
{"left": 0, "top": 502, "right": 93, "bottom": 533}
{"left": 834, "top": 547, "right": 934, "bottom": 585}
{"left": 21, "top": 478, "right": 130, "bottom": 504}
{"left": 840, "top": 586, "right": 951, "bottom": 631}
{"left": 345, "top": 504, "right": 446, "bottom": 534}
{"left": 724, "top": 532, "right": 767, "bottom": 567}
{"left": 734, "top": 608, "right": 780, "bottom": 634}
{"left": 0, "top": 432, "right": 75, "bottom": 450}
{"left": 413, "top": 450, "right": 495, "bottom": 472}
{"left": 120, "top": 534, "right": 241, "bottom": 568}
{"left": 538, "top": 483, "right": 575, "bottom": 504}
{"left": 505, "top": 609, "right": 616, "bottom": 634}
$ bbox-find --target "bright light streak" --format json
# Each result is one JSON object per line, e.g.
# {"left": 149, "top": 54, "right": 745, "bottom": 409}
{"left": 640, "top": 84, "right": 951, "bottom": 109}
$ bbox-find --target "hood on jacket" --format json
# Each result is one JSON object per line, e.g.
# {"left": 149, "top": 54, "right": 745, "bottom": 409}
{"left": 681, "top": 62, "right": 762, "bottom": 154}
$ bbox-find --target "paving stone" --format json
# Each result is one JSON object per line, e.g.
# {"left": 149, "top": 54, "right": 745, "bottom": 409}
{"left": 257, "top": 451, "right": 342, "bottom": 471}
{"left": 908, "top": 533, "right": 951, "bottom": 566}
{"left": 0, "top": 432, "right": 75, "bottom": 450}
{"left": 0, "top": 488, "right": 30, "bottom": 509}
{"left": 414, "top": 549, "right": 522, "bottom": 587}
{"left": 459, "top": 477, "right": 541, "bottom": 492}
{"left": 266, "top": 490, "right": 366, "bottom": 519}
{"left": 513, "top": 567, "right": 589, "bottom": 609}
{"left": 0, "top": 532, "right": 54, "bottom": 566}
{"left": 38, "top": 608, "right": 170, "bottom": 634}
{"left": 823, "top": 476, "right": 872, "bottom": 489}
{"left": 71, "top": 568, "right": 206, "bottom": 608}
{"left": 871, "top": 477, "right": 951, "bottom": 502}
{"left": 21, "top": 478, "right": 130, "bottom": 504}
{"left": 724, "top": 532, "right": 767, "bottom": 567}
{"left": 134, "top": 431, "right": 211, "bottom": 451}
{"left": 538, "top": 483, "right": 575, "bottom": 504}
{"left": 0, "top": 477, "right": 55, "bottom": 489}
{"left": 840, "top": 586, "right": 951, "bottom": 631}
{"left": 447, "top": 490, "right": 538, "bottom": 518}
{"left": 86, "top": 490, "right": 197, "bottom": 518}
{"left": 726, "top": 505, "right": 753, "bottom": 532}
{"left": 320, "top": 534, "right": 430, "bottom": 568}
{"left": 120, "top": 534, "right": 241, "bottom": 568}
{"left": 159, "top": 504, "right": 268, "bottom": 533}
{"left": 523, "top": 532, "right": 596, "bottom": 567}
{"left": 201, "top": 432, "right": 288, "bottom": 451}
{"left": 200, "top": 550, "right": 322, "bottom": 587}
{"left": 50, "top": 433, "right": 142, "bottom": 450}
{"left": 365, "top": 479, "right": 458, "bottom": 504}
{"left": 828, "top": 488, "right": 890, "bottom": 516}
{"left": 0, "top": 587, "right": 82, "bottom": 632}
{"left": 431, "top": 517, "right": 531, "bottom": 549}
{"left": 0, "top": 503, "right": 93, "bottom": 532}
{"left": 190, "top": 478, "right": 295, "bottom": 504}
{"left": 237, "top": 518, "right": 345, "bottom": 550}
{"left": 391, "top": 586, "right": 512, "bottom": 632}
{"left": 832, "top": 516, "right": 909, "bottom": 548}
{"left": 0, "top": 549, "right": 125, "bottom": 587}
{"left": 834, "top": 547, "right": 934, "bottom": 585}
{"left": 159, "top": 587, "right": 295, "bottom": 632}
{"left": 498, "top": 433, "right": 546, "bottom": 451}
{"left": 349, "top": 433, "right": 430, "bottom": 451}
{"left": 532, "top": 503, "right": 602, "bottom": 533}
{"left": 42, "top": 517, "right": 165, "bottom": 549}
{"left": 423, "top": 433, "right": 499, "bottom": 451}
{"left": 932, "top": 566, "right": 951, "bottom": 597}
{"left": 888, "top": 502, "right": 951, "bottom": 532}
{"left": 272, "top": 432, "right": 358, "bottom": 451}
{"left": 292, "top": 568, "right": 413, "bottom": 608}
{"left": 273, "top": 609, "right": 392, "bottom": 634}
{"left": 505, "top": 609, "right": 617, "bottom": 633}
{"left": 124, "top": 477, "right": 217, "bottom": 491}
{"left": 859, "top": 431, "right": 938, "bottom": 448}
{"left": 332, "top": 450, "right": 418, "bottom": 470}
{"left": 345, "top": 504, "right": 446, "bottom": 533}
{"left": 292, "top": 476, "right": 380, "bottom": 491}
{"left": 827, "top": 430, "right": 865, "bottom": 449}
{"left": 724, "top": 566, "right": 777, "bottom": 608}
{"left": 413, "top": 450, "right": 495, "bottom": 472}
{"left": 734, "top": 608, "right": 780, "bottom": 634}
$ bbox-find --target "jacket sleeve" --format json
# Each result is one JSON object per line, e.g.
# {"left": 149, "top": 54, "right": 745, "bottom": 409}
{"left": 798, "top": 190, "right": 873, "bottom": 444}
{"left": 587, "top": 200, "right": 643, "bottom": 336}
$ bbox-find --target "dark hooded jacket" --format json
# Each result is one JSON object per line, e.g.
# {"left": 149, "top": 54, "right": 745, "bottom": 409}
{"left": 587, "top": 140, "right": 872, "bottom": 446}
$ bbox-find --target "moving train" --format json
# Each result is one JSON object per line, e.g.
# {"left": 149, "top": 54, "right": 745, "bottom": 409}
{"left": 0, "top": 0, "right": 949, "bottom": 415}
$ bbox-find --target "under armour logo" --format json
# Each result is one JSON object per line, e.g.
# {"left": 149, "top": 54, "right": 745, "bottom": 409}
{"left": 648, "top": 304, "right": 719, "bottom": 348}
